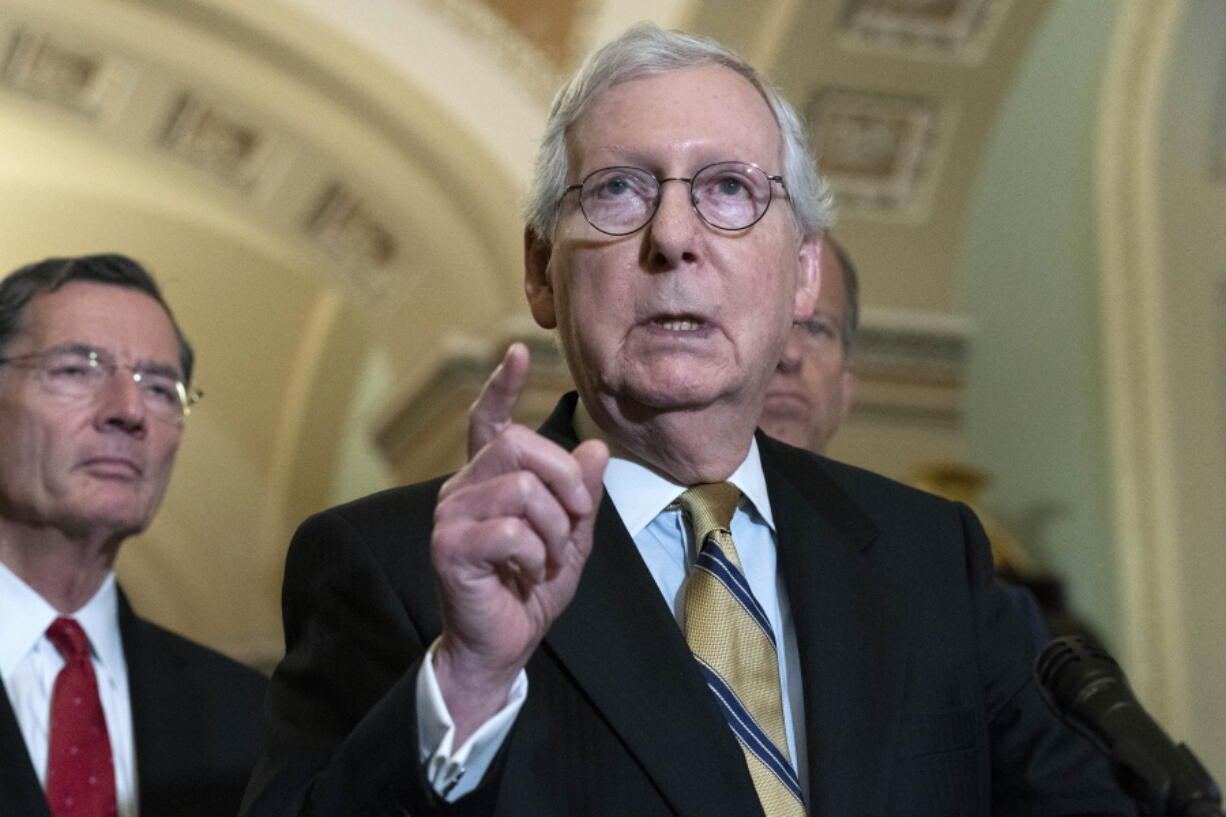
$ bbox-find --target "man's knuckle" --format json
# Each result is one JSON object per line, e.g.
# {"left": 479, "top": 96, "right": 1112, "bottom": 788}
{"left": 493, "top": 516, "right": 526, "bottom": 543}
{"left": 509, "top": 470, "right": 536, "bottom": 500}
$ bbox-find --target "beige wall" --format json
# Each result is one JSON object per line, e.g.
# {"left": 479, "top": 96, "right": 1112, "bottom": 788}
{"left": 961, "top": 0, "right": 1121, "bottom": 648}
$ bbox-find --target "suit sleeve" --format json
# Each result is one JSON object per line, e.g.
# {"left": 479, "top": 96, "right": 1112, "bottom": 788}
{"left": 239, "top": 507, "right": 507, "bottom": 817}
{"left": 958, "top": 503, "right": 1136, "bottom": 816}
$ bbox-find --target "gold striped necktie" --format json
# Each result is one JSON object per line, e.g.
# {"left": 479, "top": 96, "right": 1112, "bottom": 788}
{"left": 678, "top": 482, "right": 806, "bottom": 817}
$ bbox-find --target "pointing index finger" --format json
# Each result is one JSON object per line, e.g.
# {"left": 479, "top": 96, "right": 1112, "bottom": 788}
{"left": 468, "top": 343, "right": 530, "bottom": 458}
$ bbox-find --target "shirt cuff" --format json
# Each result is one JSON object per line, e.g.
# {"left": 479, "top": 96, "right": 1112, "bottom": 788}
{"left": 416, "top": 639, "right": 528, "bottom": 801}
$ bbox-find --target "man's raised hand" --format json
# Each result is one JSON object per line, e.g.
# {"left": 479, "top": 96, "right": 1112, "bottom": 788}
{"left": 431, "top": 344, "right": 608, "bottom": 742}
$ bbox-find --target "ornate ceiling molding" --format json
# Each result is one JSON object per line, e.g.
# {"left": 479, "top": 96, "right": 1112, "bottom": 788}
{"left": 306, "top": 184, "right": 399, "bottom": 295}
{"left": 837, "top": 0, "right": 1013, "bottom": 64}
{"left": 0, "top": 0, "right": 534, "bottom": 314}
{"left": 0, "top": 11, "right": 407, "bottom": 295}
{"left": 851, "top": 308, "right": 968, "bottom": 426}
{"left": 1, "top": 25, "right": 136, "bottom": 118}
{"left": 160, "top": 91, "right": 280, "bottom": 190}
{"left": 807, "top": 87, "right": 951, "bottom": 222}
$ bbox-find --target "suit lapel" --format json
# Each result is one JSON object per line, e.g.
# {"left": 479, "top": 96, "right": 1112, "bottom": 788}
{"left": 0, "top": 680, "right": 53, "bottom": 817}
{"left": 538, "top": 395, "right": 764, "bottom": 817}
{"left": 761, "top": 435, "right": 907, "bottom": 817}
{"left": 544, "top": 498, "right": 765, "bottom": 817}
{"left": 118, "top": 592, "right": 192, "bottom": 815}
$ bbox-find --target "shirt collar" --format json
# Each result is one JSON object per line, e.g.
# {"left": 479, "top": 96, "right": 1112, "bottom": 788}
{"left": 75, "top": 574, "right": 125, "bottom": 678}
{"left": 0, "top": 561, "right": 122, "bottom": 678}
{"left": 574, "top": 398, "right": 775, "bottom": 538}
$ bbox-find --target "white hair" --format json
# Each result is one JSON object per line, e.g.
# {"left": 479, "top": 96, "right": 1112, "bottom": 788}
{"left": 525, "top": 22, "right": 834, "bottom": 240}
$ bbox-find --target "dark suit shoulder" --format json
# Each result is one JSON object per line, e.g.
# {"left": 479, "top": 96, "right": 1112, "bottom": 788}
{"left": 123, "top": 611, "right": 268, "bottom": 817}
{"left": 286, "top": 478, "right": 447, "bottom": 614}
{"left": 299, "top": 477, "right": 447, "bottom": 549}
{"left": 759, "top": 432, "right": 965, "bottom": 540}
{"left": 124, "top": 613, "right": 267, "bottom": 746}
{"left": 129, "top": 616, "right": 268, "bottom": 694}
{"left": 767, "top": 434, "right": 946, "bottom": 502}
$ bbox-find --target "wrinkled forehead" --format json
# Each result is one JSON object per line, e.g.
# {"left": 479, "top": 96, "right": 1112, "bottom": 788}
{"left": 566, "top": 64, "right": 785, "bottom": 175}
{"left": 16, "top": 283, "right": 180, "bottom": 365}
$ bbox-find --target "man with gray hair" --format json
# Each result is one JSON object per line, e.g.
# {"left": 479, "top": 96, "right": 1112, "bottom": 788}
{"left": 244, "top": 23, "right": 1131, "bottom": 817}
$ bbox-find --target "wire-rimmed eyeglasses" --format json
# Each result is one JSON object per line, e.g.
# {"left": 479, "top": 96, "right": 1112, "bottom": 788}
{"left": 561, "top": 161, "right": 787, "bottom": 236}
{"left": 0, "top": 344, "right": 202, "bottom": 424}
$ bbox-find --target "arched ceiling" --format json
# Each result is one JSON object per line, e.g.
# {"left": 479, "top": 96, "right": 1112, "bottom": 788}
{"left": 1, "top": 0, "right": 1222, "bottom": 681}
{"left": 0, "top": 0, "right": 1070, "bottom": 659}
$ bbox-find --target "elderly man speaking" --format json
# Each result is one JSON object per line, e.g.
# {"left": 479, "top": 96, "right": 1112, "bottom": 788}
{"left": 243, "top": 23, "right": 1132, "bottom": 817}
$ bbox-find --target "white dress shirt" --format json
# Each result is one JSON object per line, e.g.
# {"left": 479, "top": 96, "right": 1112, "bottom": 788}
{"left": 418, "top": 418, "right": 808, "bottom": 802}
{"left": 0, "top": 562, "right": 137, "bottom": 817}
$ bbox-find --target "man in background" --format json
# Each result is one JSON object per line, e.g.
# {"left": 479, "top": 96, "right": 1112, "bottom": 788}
{"left": 0, "top": 254, "right": 266, "bottom": 817}
{"left": 757, "top": 240, "right": 1052, "bottom": 648}
{"left": 760, "top": 236, "right": 857, "bottom": 454}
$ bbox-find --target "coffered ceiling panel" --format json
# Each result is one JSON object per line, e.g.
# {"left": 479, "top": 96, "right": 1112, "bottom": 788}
{"left": 808, "top": 87, "right": 950, "bottom": 221}
{"left": 838, "top": 0, "right": 1013, "bottom": 63}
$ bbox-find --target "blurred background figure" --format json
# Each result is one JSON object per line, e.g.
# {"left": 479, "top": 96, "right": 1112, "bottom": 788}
{"left": 910, "top": 462, "right": 1101, "bottom": 647}
{"left": 757, "top": 237, "right": 1057, "bottom": 649}
{"left": 760, "top": 235, "right": 857, "bottom": 454}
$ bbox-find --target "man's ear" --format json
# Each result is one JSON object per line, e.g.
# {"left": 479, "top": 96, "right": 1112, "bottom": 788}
{"left": 524, "top": 226, "right": 557, "bottom": 329}
{"left": 794, "top": 235, "right": 822, "bottom": 322}
{"left": 837, "top": 366, "right": 857, "bottom": 424}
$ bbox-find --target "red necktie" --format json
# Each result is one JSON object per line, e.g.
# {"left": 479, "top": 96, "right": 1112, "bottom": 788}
{"left": 44, "top": 617, "right": 117, "bottom": 817}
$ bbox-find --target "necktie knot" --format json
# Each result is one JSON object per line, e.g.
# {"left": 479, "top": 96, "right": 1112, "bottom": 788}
{"left": 676, "top": 481, "right": 741, "bottom": 542}
{"left": 46, "top": 617, "right": 91, "bottom": 664}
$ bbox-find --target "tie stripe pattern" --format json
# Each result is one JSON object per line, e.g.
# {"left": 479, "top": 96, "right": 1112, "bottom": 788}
{"left": 679, "top": 483, "right": 806, "bottom": 816}
{"left": 696, "top": 540, "right": 776, "bottom": 643}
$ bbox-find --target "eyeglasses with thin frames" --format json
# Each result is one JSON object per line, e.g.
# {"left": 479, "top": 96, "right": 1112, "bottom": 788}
{"left": 0, "top": 344, "right": 201, "bottom": 424}
{"left": 560, "top": 160, "right": 787, "bottom": 236}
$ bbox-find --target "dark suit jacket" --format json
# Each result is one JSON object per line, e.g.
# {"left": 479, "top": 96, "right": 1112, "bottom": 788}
{"left": 0, "top": 592, "right": 268, "bottom": 817}
{"left": 242, "top": 393, "right": 1133, "bottom": 817}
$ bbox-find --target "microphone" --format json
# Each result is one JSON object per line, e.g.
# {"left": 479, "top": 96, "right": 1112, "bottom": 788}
{"left": 1036, "top": 636, "right": 1223, "bottom": 817}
